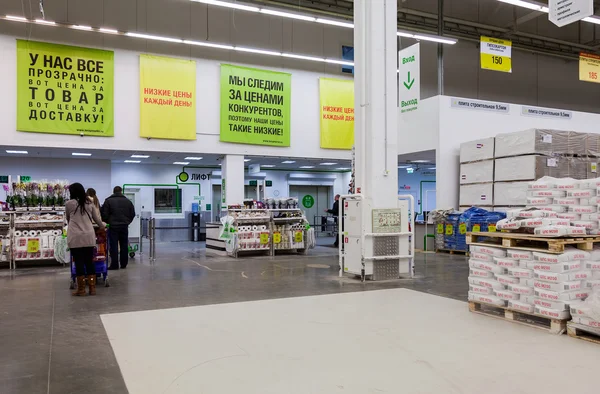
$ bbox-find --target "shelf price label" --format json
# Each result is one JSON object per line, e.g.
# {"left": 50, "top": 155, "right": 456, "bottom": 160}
{"left": 488, "top": 224, "right": 497, "bottom": 233}
{"left": 437, "top": 224, "right": 444, "bottom": 234}
{"left": 294, "top": 231, "right": 303, "bottom": 243}
{"left": 480, "top": 36, "right": 512, "bottom": 73}
{"left": 445, "top": 225, "right": 453, "bottom": 236}
{"left": 260, "top": 233, "right": 270, "bottom": 245}
{"left": 273, "top": 232, "right": 282, "bottom": 244}
{"left": 459, "top": 223, "right": 467, "bottom": 235}
{"left": 580, "top": 52, "right": 600, "bottom": 84}
{"left": 472, "top": 224, "right": 481, "bottom": 233}
{"left": 27, "top": 238, "right": 40, "bottom": 253}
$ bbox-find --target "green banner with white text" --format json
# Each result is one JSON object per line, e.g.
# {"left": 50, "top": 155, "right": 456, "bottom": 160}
{"left": 16, "top": 40, "right": 114, "bottom": 137}
{"left": 220, "top": 64, "right": 291, "bottom": 147}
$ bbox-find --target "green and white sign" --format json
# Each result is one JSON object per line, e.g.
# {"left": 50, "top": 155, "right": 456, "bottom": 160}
{"left": 302, "top": 195, "right": 315, "bottom": 209}
{"left": 220, "top": 64, "right": 291, "bottom": 147}
{"left": 399, "top": 43, "right": 420, "bottom": 114}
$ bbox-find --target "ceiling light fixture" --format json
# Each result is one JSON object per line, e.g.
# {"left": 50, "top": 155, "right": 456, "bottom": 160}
{"left": 282, "top": 53, "right": 325, "bottom": 62}
{"left": 336, "top": 167, "right": 351, "bottom": 170}
{"left": 316, "top": 18, "right": 354, "bottom": 28}
{"left": 131, "top": 155, "right": 149, "bottom": 158}
{"left": 261, "top": 165, "right": 276, "bottom": 168}
{"left": 192, "top": 0, "right": 260, "bottom": 12}
{"left": 583, "top": 16, "right": 600, "bottom": 25}
{"left": 320, "top": 162, "right": 337, "bottom": 166}
{"left": 6, "top": 15, "right": 27, "bottom": 22}
{"left": 173, "top": 161, "right": 190, "bottom": 165}
{"left": 35, "top": 19, "right": 56, "bottom": 25}
{"left": 398, "top": 31, "right": 457, "bottom": 45}
{"left": 281, "top": 161, "right": 296, "bottom": 164}
{"left": 325, "top": 59, "right": 354, "bottom": 66}
{"left": 410, "top": 160, "right": 431, "bottom": 163}
{"left": 99, "top": 27, "right": 119, "bottom": 34}
{"left": 497, "top": 0, "right": 548, "bottom": 12}
{"left": 6, "top": 150, "right": 28, "bottom": 154}
{"left": 73, "top": 25, "right": 92, "bottom": 30}
{"left": 183, "top": 40, "right": 234, "bottom": 50}
{"left": 244, "top": 159, "right": 251, "bottom": 162}
{"left": 185, "top": 157, "right": 203, "bottom": 160}
{"left": 300, "top": 166, "right": 315, "bottom": 169}
{"left": 126, "top": 32, "right": 183, "bottom": 43}
{"left": 72, "top": 152, "right": 92, "bottom": 156}
{"left": 260, "top": 9, "right": 316, "bottom": 22}
{"left": 124, "top": 160, "right": 141, "bottom": 163}
{"left": 234, "top": 47, "right": 281, "bottom": 56}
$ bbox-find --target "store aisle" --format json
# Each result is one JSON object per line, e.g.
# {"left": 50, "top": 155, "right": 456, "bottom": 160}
{"left": 0, "top": 245, "right": 467, "bottom": 394}
{"left": 103, "top": 288, "right": 598, "bottom": 394}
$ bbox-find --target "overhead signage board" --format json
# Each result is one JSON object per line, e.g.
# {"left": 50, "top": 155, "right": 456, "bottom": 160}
{"left": 319, "top": 78, "right": 354, "bottom": 150}
{"left": 139, "top": 54, "right": 196, "bottom": 140}
{"left": 549, "top": 0, "right": 593, "bottom": 27}
{"left": 220, "top": 64, "right": 291, "bottom": 147}
{"left": 16, "top": 40, "right": 114, "bottom": 137}
{"left": 521, "top": 106, "right": 572, "bottom": 120}
{"left": 450, "top": 98, "right": 510, "bottom": 113}
{"left": 579, "top": 52, "right": 600, "bottom": 83}
{"left": 398, "top": 43, "right": 420, "bottom": 114}
{"left": 480, "top": 36, "right": 512, "bottom": 73}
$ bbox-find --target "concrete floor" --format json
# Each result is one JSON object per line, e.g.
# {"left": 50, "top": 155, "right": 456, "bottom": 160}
{"left": 0, "top": 242, "right": 468, "bottom": 394}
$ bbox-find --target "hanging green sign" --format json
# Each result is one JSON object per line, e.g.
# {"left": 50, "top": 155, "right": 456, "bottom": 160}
{"left": 178, "top": 171, "right": 189, "bottom": 182}
{"left": 220, "top": 64, "right": 291, "bottom": 147}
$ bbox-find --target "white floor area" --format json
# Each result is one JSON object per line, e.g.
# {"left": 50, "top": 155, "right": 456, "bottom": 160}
{"left": 101, "top": 289, "right": 599, "bottom": 394}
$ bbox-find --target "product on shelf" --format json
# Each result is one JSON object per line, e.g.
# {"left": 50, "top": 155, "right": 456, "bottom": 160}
{"left": 4, "top": 179, "right": 69, "bottom": 210}
{"left": 273, "top": 223, "right": 306, "bottom": 250}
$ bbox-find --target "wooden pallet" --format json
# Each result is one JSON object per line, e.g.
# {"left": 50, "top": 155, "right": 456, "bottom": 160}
{"left": 466, "top": 232, "right": 600, "bottom": 254}
{"left": 436, "top": 248, "right": 468, "bottom": 256}
{"left": 468, "top": 301, "right": 567, "bottom": 334}
{"left": 567, "top": 322, "right": 600, "bottom": 345}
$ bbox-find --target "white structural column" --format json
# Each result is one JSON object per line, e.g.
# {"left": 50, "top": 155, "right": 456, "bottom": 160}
{"left": 354, "top": 0, "right": 399, "bottom": 209}
{"left": 221, "top": 155, "right": 245, "bottom": 207}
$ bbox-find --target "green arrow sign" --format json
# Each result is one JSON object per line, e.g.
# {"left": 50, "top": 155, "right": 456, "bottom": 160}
{"left": 403, "top": 72, "right": 415, "bottom": 90}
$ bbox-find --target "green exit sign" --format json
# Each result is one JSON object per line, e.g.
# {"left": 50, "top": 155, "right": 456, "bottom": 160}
{"left": 249, "top": 180, "right": 258, "bottom": 186}
{"left": 20, "top": 176, "right": 31, "bottom": 183}
{"left": 0, "top": 176, "right": 8, "bottom": 184}
{"left": 265, "top": 180, "right": 273, "bottom": 187}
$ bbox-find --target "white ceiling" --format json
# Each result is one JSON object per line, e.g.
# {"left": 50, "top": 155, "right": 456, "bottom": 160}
{"left": 0, "top": 145, "right": 352, "bottom": 171}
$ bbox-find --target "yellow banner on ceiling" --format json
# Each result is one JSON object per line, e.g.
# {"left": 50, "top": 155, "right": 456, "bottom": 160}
{"left": 579, "top": 52, "right": 600, "bottom": 83}
{"left": 319, "top": 78, "right": 354, "bottom": 150}
{"left": 140, "top": 54, "right": 196, "bottom": 140}
{"left": 480, "top": 36, "right": 512, "bottom": 73}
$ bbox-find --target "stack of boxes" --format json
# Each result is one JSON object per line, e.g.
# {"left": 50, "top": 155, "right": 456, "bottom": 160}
{"left": 459, "top": 137, "right": 495, "bottom": 210}
{"left": 459, "top": 129, "right": 600, "bottom": 211}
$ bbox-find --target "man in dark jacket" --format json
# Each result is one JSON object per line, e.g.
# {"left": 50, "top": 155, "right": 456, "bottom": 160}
{"left": 102, "top": 186, "right": 136, "bottom": 270}
{"left": 325, "top": 194, "right": 341, "bottom": 247}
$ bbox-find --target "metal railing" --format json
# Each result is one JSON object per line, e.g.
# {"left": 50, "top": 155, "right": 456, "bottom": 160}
{"left": 312, "top": 215, "right": 338, "bottom": 237}
{"left": 139, "top": 217, "right": 157, "bottom": 262}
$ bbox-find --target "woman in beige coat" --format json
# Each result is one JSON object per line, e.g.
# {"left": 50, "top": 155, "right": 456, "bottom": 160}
{"left": 66, "top": 183, "right": 105, "bottom": 296}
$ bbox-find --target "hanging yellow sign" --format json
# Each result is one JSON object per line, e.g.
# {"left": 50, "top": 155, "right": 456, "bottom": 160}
{"left": 319, "top": 78, "right": 354, "bottom": 150}
{"left": 140, "top": 54, "right": 196, "bottom": 140}
{"left": 480, "top": 36, "right": 512, "bottom": 73}
{"left": 579, "top": 52, "right": 600, "bottom": 83}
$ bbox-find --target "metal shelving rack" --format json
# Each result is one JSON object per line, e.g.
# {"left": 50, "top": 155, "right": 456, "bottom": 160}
{"left": 270, "top": 208, "right": 309, "bottom": 255}
{"left": 4, "top": 209, "right": 66, "bottom": 269}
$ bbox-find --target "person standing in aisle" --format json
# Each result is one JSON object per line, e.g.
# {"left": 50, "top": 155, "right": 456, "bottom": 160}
{"left": 66, "top": 183, "right": 105, "bottom": 296}
{"left": 325, "top": 194, "right": 341, "bottom": 247}
{"left": 86, "top": 188, "right": 101, "bottom": 212}
{"left": 101, "top": 186, "right": 135, "bottom": 270}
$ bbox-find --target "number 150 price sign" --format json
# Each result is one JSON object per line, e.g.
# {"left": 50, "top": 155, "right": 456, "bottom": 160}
{"left": 480, "top": 36, "right": 512, "bottom": 73}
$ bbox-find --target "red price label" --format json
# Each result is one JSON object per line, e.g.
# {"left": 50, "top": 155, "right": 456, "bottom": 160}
{"left": 590, "top": 72, "right": 598, "bottom": 80}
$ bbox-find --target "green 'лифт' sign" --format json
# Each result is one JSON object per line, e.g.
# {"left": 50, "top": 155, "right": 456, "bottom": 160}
{"left": 220, "top": 64, "right": 291, "bottom": 147}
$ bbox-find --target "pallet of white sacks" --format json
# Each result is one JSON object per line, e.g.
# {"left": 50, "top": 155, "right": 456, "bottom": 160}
{"left": 567, "top": 322, "right": 600, "bottom": 345}
{"left": 468, "top": 300, "right": 568, "bottom": 335}
{"left": 467, "top": 232, "right": 600, "bottom": 254}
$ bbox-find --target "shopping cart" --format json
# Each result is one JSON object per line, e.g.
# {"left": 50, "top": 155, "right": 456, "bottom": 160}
{"left": 69, "top": 227, "right": 110, "bottom": 289}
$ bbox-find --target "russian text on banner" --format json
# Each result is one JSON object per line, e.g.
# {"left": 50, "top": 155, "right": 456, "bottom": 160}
{"left": 319, "top": 78, "right": 354, "bottom": 150}
{"left": 140, "top": 54, "right": 196, "bottom": 140}
{"left": 220, "top": 64, "right": 291, "bottom": 147}
{"left": 17, "top": 40, "right": 114, "bottom": 136}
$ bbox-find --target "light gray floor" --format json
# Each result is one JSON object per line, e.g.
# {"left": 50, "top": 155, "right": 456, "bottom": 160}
{"left": 0, "top": 242, "right": 469, "bottom": 394}
{"left": 103, "top": 288, "right": 599, "bottom": 394}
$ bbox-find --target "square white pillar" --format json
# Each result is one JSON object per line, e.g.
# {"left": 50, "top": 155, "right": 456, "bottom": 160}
{"left": 221, "top": 155, "right": 245, "bottom": 207}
